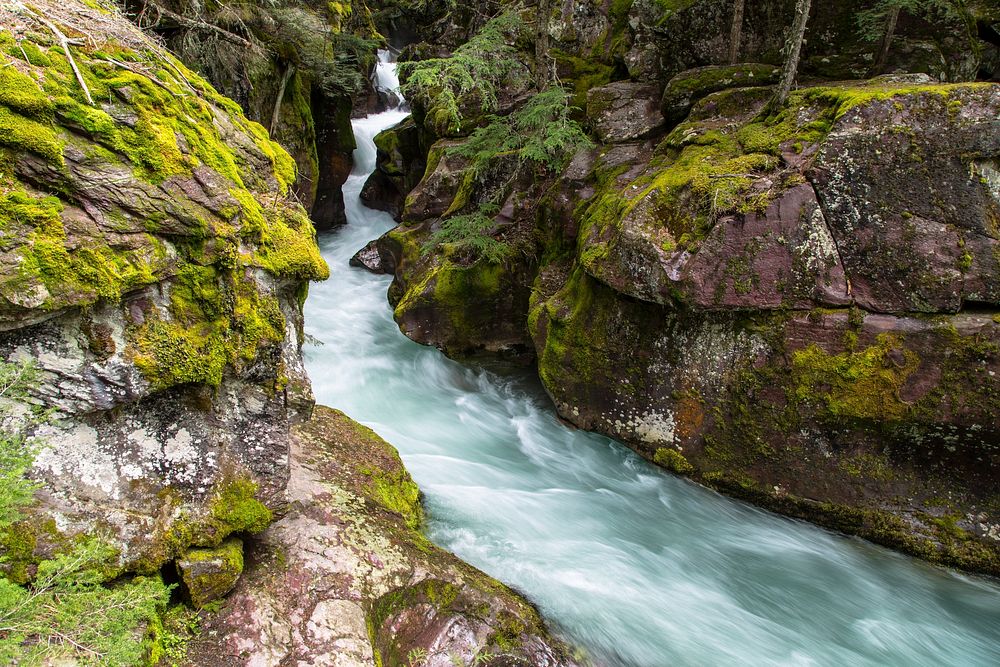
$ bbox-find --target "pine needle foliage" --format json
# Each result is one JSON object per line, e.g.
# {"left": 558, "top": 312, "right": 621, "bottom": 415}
{"left": 423, "top": 87, "right": 592, "bottom": 262}
{"left": 0, "top": 540, "right": 169, "bottom": 666}
{"left": 398, "top": 11, "right": 527, "bottom": 133}
{"left": 856, "top": 0, "right": 964, "bottom": 41}
{"left": 452, "top": 87, "right": 592, "bottom": 175}
{"left": 422, "top": 205, "right": 511, "bottom": 263}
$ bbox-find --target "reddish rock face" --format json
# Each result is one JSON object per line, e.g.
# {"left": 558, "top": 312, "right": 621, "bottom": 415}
{"left": 188, "top": 407, "right": 577, "bottom": 667}
{"left": 525, "top": 83, "right": 1000, "bottom": 574}
{"left": 811, "top": 87, "right": 1000, "bottom": 313}
{"left": 380, "top": 78, "right": 1000, "bottom": 572}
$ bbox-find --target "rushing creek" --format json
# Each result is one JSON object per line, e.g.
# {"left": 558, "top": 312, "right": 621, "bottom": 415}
{"left": 302, "top": 55, "right": 1000, "bottom": 667}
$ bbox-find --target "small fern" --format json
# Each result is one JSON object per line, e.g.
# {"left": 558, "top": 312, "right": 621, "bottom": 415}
{"left": 399, "top": 11, "right": 528, "bottom": 133}
{"left": 422, "top": 86, "right": 592, "bottom": 263}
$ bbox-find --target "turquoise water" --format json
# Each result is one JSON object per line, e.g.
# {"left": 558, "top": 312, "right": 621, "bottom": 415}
{"left": 302, "top": 61, "right": 1000, "bottom": 667}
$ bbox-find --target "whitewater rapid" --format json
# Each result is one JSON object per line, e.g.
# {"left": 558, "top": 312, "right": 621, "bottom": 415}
{"left": 302, "top": 55, "right": 1000, "bottom": 667}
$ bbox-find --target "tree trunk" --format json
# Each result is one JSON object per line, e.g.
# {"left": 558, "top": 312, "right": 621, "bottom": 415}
{"left": 768, "top": 0, "right": 812, "bottom": 113}
{"left": 728, "top": 0, "right": 745, "bottom": 65}
{"left": 271, "top": 64, "right": 295, "bottom": 136}
{"left": 870, "top": 6, "right": 901, "bottom": 77}
{"left": 536, "top": 0, "right": 552, "bottom": 90}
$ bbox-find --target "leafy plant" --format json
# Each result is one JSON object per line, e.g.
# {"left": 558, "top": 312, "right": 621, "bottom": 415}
{"left": 407, "top": 646, "right": 429, "bottom": 666}
{"left": 453, "top": 87, "right": 592, "bottom": 175}
{"left": 160, "top": 604, "right": 203, "bottom": 667}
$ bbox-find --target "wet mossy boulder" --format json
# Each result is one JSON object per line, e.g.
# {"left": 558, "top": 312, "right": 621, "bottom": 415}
{"left": 530, "top": 269, "right": 1000, "bottom": 575}
{"left": 177, "top": 538, "right": 245, "bottom": 608}
{"left": 380, "top": 221, "right": 533, "bottom": 356}
{"left": 361, "top": 116, "right": 428, "bottom": 220}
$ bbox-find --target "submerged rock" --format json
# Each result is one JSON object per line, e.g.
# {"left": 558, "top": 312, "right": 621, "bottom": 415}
{"left": 188, "top": 406, "right": 578, "bottom": 667}
{"left": 350, "top": 239, "right": 392, "bottom": 274}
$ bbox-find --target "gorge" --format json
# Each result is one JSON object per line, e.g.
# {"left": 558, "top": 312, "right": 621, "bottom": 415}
{"left": 1, "top": 0, "right": 1000, "bottom": 665}
{"left": 301, "top": 54, "right": 1000, "bottom": 667}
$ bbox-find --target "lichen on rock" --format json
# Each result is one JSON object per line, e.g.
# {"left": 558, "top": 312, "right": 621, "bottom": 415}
{"left": 0, "top": 0, "right": 328, "bottom": 579}
{"left": 186, "top": 406, "right": 578, "bottom": 667}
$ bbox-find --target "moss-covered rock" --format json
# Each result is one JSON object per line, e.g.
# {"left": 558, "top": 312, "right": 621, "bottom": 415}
{"left": 521, "top": 79, "right": 1000, "bottom": 574}
{"left": 660, "top": 63, "right": 780, "bottom": 127}
{"left": 361, "top": 117, "right": 429, "bottom": 220}
{"left": 176, "top": 537, "right": 245, "bottom": 608}
{"left": 587, "top": 80, "right": 665, "bottom": 142}
{"left": 133, "top": 0, "right": 374, "bottom": 226}
{"left": 0, "top": 0, "right": 326, "bottom": 575}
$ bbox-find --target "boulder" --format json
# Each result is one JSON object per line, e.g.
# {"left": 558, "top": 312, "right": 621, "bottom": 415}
{"left": 661, "top": 63, "right": 780, "bottom": 127}
{"left": 349, "top": 239, "right": 392, "bottom": 274}
{"left": 811, "top": 84, "right": 1000, "bottom": 313}
{"left": 361, "top": 117, "right": 427, "bottom": 220}
{"left": 587, "top": 81, "right": 665, "bottom": 143}
{"left": 177, "top": 538, "right": 245, "bottom": 608}
{"left": 0, "top": 5, "right": 327, "bottom": 577}
{"left": 187, "top": 407, "right": 578, "bottom": 666}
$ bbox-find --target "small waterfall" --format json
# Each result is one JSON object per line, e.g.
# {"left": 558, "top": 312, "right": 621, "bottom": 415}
{"left": 351, "top": 50, "right": 409, "bottom": 180}
{"left": 303, "top": 56, "right": 1000, "bottom": 667}
{"left": 373, "top": 48, "right": 405, "bottom": 114}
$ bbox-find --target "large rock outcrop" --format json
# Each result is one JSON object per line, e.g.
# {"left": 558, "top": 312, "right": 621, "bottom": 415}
{"left": 0, "top": 0, "right": 327, "bottom": 580}
{"left": 363, "top": 0, "right": 1000, "bottom": 574}
{"left": 533, "top": 81, "right": 1000, "bottom": 575}
{"left": 188, "top": 406, "right": 577, "bottom": 667}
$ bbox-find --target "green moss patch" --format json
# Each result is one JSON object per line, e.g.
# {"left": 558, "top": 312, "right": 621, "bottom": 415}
{"left": 654, "top": 448, "right": 695, "bottom": 475}
{"left": 176, "top": 537, "right": 244, "bottom": 608}
{"left": 791, "top": 334, "right": 920, "bottom": 422}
